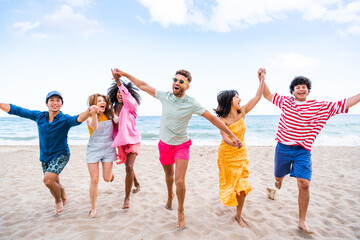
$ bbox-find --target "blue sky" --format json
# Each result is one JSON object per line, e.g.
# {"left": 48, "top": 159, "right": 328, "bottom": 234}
{"left": 1, "top": 0, "right": 359, "bottom": 117}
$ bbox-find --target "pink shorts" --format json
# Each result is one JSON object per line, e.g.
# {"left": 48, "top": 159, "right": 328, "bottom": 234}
{"left": 158, "top": 139, "right": 192, "bottom": 165}
{"left": 116, "top": 143, "right": 140, "bottom": 165}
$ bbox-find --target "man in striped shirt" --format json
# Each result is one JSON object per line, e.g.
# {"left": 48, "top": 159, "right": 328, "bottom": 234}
{"left": 262, "top": 69, "right": 360, "bottom": 234}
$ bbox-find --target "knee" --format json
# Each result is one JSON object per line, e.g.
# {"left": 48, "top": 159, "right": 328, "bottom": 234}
{"left": 126, "top": 165, "right": 134, "bottom": 174}
{"left": 91, "top": 176, "right": 99, "bottom": 185}
{"left": 43, "top": 177, "right": 54, "bottom": 187}
{"left": 103, "top": 173, "right": 113, "bottom": 182}
{"left": 165, "top": 172, "right": 174, "bottom": 181}
{"left": 175, "top": 178, "right": 185, "bottom": 189}
{"left": 298, "top": 180, "right": 310, "bottom": 191}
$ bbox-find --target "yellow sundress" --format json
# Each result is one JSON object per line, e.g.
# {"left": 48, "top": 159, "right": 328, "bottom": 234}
{"left": 217, "top": 118, "right": 251, "bottom": 207}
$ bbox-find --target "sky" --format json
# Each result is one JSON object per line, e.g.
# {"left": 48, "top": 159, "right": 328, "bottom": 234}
{"left": 0, "top": 0, "right": 359, "bottom": 117}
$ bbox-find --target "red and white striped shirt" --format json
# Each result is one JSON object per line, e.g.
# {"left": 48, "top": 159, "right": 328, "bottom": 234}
{"left": 272, "top": 93, "right": 348, "bottom": 151}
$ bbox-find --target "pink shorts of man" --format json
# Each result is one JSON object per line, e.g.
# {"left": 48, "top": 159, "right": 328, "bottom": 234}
{"left": 116, "top": 143, "right": 141, "bottom": 165}
{"left": 158, "top": 139, "right": 192, "bottom": 165}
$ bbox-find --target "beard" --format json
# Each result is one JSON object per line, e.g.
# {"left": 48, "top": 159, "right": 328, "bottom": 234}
{"left": 173, "top": 87, "right": 185, "bottom": 97}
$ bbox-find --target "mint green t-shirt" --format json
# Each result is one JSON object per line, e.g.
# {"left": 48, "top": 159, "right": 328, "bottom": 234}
{"left": 155, "top": 90, "right": 206, "bottom": 145}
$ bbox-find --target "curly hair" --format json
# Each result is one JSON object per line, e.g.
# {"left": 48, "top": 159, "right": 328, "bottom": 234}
{"left": 175, "top": 69, "right": 192, "bottom": 83}
{"left": 289, "top": 76, "right": 312, "bottom": 94}
{"left": 107, "top": 81, "right": 141, "bottom": 109}
{"left": 214, "top": 90, "right": 240, "bottom": 118}
{"left": 87, "top": 93, "right": 114, "bottom": 120}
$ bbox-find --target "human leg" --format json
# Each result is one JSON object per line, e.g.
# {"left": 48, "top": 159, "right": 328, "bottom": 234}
{"left": 42, "top": 153, "right": 70, "bottom": 214}
{"left": 174, "top": 159, "right": 188, "bottom": 228}
{"left": 43, "top": 172, "right": 64, "bottom": 214}
{"left": 102, "top": 162, "right": 114, "bottom": 182}
{"left": 290, "top": 146, "right": 313, "bottom": 233}
{"left": 132, "top": 174, "right": 141, "bottom": 193}
{"left": 297, "top": 178, "right": 313, "bottom": 234}
{"left": 55, "top": 175, "right": 69, "bottom": 205}
{"left": 87, "top": 163, "right": 100, "bottom": 217}
{"left": 274, "top": 143, "right": 293, "bottom": 189}
{"left": 235, "top": 191, "right": 247, "bottom": 227}
{"left": 122, "top": 153, "right": 137, "bottom": 209}
{"left": 275, "top": 176, "right": 285, "bottom": 189}
{"left": 162, "top": 164, "right": 175, "bottom": 210}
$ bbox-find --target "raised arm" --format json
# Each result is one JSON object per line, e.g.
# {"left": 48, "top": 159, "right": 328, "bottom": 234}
{"left": 242, "top": 68, "right": 265, "bottom": 115}
{"left": 111, "top": 68, "right": 123, "bottom": 87}
{"left": 262, "top": 69, "right": 273, "bottom": 102}
{"left": 113, "top": 68, "right": 156, "bottom": 98}
{"left": 0, "top": 103, "right": 10, "bottom": 113}
{"left": 346, "top": 93, "right": 360, "bottom": 109}
{"left": 111, "top": 70, "right": 138, "bottom": 111}
{"left": 202, "top": 110, "right": 243, "bottom": 148}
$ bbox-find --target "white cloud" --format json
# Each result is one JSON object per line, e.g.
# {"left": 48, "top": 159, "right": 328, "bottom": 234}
{"left": 137, "top": 0, "right": 205, "bottom": 27}
{"left": 267, "top": 53, "right": 318, "bottom": 70}
{"left": 12, "top": 21, "right": 40, "bottom": 35}
{"left": 138, "top": 0, "right": 360, "bottom": 34}
{"left": 44, "top": 5, "right": 99, "bottom": 33}
{"left": 12, "top": 4, "right": 99, "bottom": 38}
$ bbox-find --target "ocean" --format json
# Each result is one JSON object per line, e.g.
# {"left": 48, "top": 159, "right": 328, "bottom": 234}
{"left": 0, "top": 115, "right": 359, "bottom": 146}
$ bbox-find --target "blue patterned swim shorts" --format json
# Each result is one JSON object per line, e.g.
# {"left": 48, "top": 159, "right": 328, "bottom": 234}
{"left": 42, "top": 153, "right": 70, "bottom": 175}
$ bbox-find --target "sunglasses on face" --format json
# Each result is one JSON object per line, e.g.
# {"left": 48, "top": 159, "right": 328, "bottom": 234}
{"left": 172, "top": 77, "right": 189, "bottom": 85}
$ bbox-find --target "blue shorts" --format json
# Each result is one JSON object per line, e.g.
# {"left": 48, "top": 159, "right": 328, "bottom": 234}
{"left": 42, "top": 153, "right": 70, "bottom": 175}
{"left": 274, "top": 142, "right": 312, "bottom": 181}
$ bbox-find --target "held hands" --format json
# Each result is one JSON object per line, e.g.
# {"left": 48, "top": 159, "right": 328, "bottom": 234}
{"left": 258, "top": 68, "right": 266, "bottom": 81}
{"left": 232, "top": 136, "right": 243, "bottom": 148}
{"left": 111, "top": 68, "right": 122, "bottom": 81}
{"left": 88, "top": 105, "right": 99, "bottom": 115}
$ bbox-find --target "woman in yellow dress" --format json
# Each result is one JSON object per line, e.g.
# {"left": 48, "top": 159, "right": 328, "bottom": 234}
{"left": 214, "top": 68, "right": 265, "bottom": 227}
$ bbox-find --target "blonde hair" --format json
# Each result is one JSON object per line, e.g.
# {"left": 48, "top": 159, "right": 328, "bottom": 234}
{"left": 87, "top": 93, "right": 114, "bottom": 120}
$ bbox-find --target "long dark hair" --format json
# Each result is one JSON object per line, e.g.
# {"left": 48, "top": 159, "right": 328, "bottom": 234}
{"left": 107, "top": 81, "right": 141, "bottom": 109}
{"left": 214, "top": 90, "right": 239, "bottom": 118}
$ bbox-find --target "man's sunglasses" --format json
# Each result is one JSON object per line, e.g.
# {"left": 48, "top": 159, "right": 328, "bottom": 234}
{"left": 172, "top": 78, "right": 189, "bottom": 85}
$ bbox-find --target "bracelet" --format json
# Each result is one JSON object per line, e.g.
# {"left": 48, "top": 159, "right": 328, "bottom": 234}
{"left": 113, "top": 78, "right": 120, "bottom": 83}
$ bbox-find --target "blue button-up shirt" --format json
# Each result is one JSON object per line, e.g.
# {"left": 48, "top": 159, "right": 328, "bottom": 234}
{"left": 8, "top": 104, "right": 81, "bottom": 163}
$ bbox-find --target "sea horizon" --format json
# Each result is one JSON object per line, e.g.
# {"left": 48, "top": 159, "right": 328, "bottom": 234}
{"left": 0, "top": 114, "right": 359, "bottom": 146}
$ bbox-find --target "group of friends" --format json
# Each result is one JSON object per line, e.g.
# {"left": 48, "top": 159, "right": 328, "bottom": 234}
{"left": 1, "top": 67, "right": 359, "bottom": 235}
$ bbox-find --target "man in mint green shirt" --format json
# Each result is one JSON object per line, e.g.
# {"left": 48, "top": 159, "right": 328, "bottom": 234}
{"left": 113, "top": 68, "right": 242, "bottom": 229}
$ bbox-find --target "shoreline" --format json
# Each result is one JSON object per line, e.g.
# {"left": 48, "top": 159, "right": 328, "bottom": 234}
{"left": 1, "top": 145, "right": 359, "bottom": 239}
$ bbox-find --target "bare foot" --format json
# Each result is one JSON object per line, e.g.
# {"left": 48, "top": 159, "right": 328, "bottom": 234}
{"left": 55, "top": 202, "right": 64, "bottom": 215}
{"left": 89, "top": 209, "right": 96, "bottom": 218}
{"left": 177, "top": 210, "right": 186, "bottom": 229}
{"left": 110, "top": 173, "right": 115, "bottom": 182}
{"left": 132, "top": 185, "right": 140, "bottom": 194}
{"left": 62, "top": 196, "right": 70, "bottom": 206}
{"left": 266, "top": 187, "right": 276, "bottom": 200}
{"left": 122, "top": 198, "right": 130, "bottom": 209}
{"left": 235, "top": 216, "right": 248, "bottom": 228}
{"left": 275, "top": 180, "right": 282, "bottom": 189}
{"left": 165, "top": 193, "right": 175, "bottom": 210}
{"left": 298, "top": 222, "right": 314, "bottom": 234}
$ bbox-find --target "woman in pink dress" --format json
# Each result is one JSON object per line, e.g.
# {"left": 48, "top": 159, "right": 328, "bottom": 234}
{"left": 108, "top": 68, "right": 142, "bottom": 209}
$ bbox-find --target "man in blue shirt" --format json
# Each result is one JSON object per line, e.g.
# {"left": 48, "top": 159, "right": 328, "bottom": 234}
{"left": 0, "top": 91, "right": 97, "bottom": 214}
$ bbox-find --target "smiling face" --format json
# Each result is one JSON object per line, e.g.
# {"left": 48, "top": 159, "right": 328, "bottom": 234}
{"left": 292, "top": 84, "right": 309, "bottom": 102}
{"left": 46, "top": 96, "right": 63, "bottom": 113}
{"left": 231, "top": 94, "right": 241, "bottom": 110}
{"left": 172, "top": 74, "right": 189, "bottom": 97}
{"left": 116, "top": 89, "right": 123, "bottom": 104}
{"left": 96, "top": 96, "right": 107, "bottom": 114}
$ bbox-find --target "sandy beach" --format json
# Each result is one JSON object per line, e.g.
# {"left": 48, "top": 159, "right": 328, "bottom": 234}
{"left": 0, "top": 145, "right": 359, "bottom": 239}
